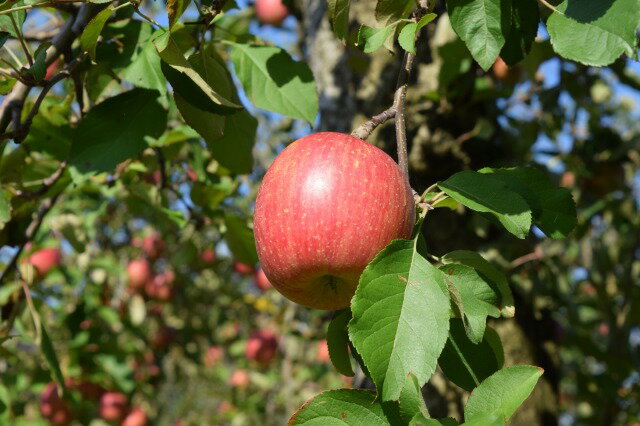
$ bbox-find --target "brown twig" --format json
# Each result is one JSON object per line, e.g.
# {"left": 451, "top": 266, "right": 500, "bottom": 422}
{"left": 350, "top": 107, "right": 397, "bottom": 140}
{"left": 16, "top": 161, "right": 68, "bottom": 200}
{"left": 154, "top": 147, "right": 167, "bottom": 189}
{"left": 394, "top": 51, "right": 414, "bottom": 181}
{"left": 510, "top": 246, "right": 543, "bottom": 268}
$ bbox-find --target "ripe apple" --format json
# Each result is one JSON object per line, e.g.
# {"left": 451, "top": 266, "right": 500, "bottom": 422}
{"left": 316, "top": 339, "right": 330, "bottom": 363}
{"left": 40, "top": 382, "right": 73, "bottom": 425}
{"left": 122, "top": 407, "right": 148, "bottom": 426}
{"left": 204, "top": 346, "right": 224, "bottom": 367}
{"left": 245, "top": 329, "right": 278, "bottom": 365}
{"left": 145, "top": 273, "right": 173, "bottom": 301}
{"left": 229, "top": 369, "right": 250, "bottom": 388}
{"left": 255, "top": 0, "right": 289, "bottom": 26}
{"left": 100, "top": 392, "right": 129, "bottom": 422}
{"left": 492, "top": 57, "right": 520, "bottom": 84}
{"left": 253, "top": 132, "right": 415, "bottom": 310}
{"left": 233, "top": 261, "right": 254, "bottom": 276}
{"left": 142, "top": 233, "right": 165, "bottom": 259}
{"left": 29, "top": 247, "right": 62, "bottom": 276}
{"left": 127, "top": 260, "right": 151, "bottom": 290}
{"left": 201, "top": 248, "right": 216, "bottom": 264}
{"left": 254, "top": 267, "right": 272, "bottom": 291}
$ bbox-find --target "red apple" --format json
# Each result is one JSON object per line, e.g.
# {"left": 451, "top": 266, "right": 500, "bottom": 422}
{"left": 218, "top": 400, "right": 235, "bottom": 414}
{"left": 491, "top": 57, "right": 520, "bottom": 84}
{"left": 122, "top": 407, "right": 148, "bottom": 426}
{"left": 229, "top": 369, "right": 250, "bottom": 388}
{"left": 127, "top": 260, "right": 151, "bottom": 290}
{"left": 145, "top": 273, "right": 173, "bottom": 301}
{"left": 142, "top": 233, "right": 165, "bottom": 259}
{"left": 185, "top": 166, "right": 198, "bottom": 182}
{"left": 204, "top": 346, "right": 224, "bottom": 367}
{"left": 201, "top": 248, "right": 216, "bottom": 264}
{"left": 29, "top": 248, "right": 62, "bottom": 275}
{"left": 100, "top": 392, "right": 129, "bottom": 422}
{"left": 233, "top": 261, "right": 254, "bottom": 276}
{"left": 254, "top": 132, "right": 415, "bottom": 310}
{"left": 254, "top": 267, "right": 272, "bottom": 291}
{"left": 255, "top": 0, "right": 289, "bottom": 26}
{"left": 151, "top": 326, "right": 177, "bottom": 348}
{"left": 245, "top": 329, "right": 279, "bottom": 365}
{"left": 316, "top": 339, "right": 330, "bottom": 363}
{"left": 40, "top": 382, "right": 73, "bottom": 425}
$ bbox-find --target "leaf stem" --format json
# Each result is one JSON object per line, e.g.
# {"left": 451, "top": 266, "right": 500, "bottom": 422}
{"left": 10, "top": 13, "right": 33, "bottom": 66}
{"left": 537, "top": 0, "right": 562, "bottom": 14}
{"left": 20, "top": 278, "right": 42, "bottom": 343}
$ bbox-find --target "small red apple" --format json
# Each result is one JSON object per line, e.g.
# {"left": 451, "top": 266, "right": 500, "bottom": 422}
{"left": 254, "top": 132, "right": 415, "bottom": 310}
{"left": 145, "top": 273, "right": 173, "bottom": 301}
{"left": 100, "top": 392, "right": 129, "bottom": 422}
{"left": 316, "top": 339, "right": 330, "bottom": 363}
{"left": 255, "top": 0, "right": 289, "bottom": 26}
{"left": 201, "top": 248, "right": 216, "bottom": 264}
{"left": 218, "top": 400, "right": 235, "bottom": 414}
{"left": 40, "top": 382, "right": 73, "bottom": 425}
{"left": 229, "top": 369, "right": 250, "bottom": 388}
{"left": 142, "top": 233, "right": 165, "bottom": 259}
{"left": 491, "top": 57, "right": 521, "bottom": 84}
{"left": 233, "top": 261, "right": 254, "bottom": 276}
{"left": 185, "top": 166, "right": 198, "bottom": 182}
{"left": 598, "top": 323, "right": 610, "bottom": 337}
{"left": 127, "top": 260, "right": 151, "bottom": 290}
{"left": 122, "top": 407, "right": 148, "bottom": 426}
{"left": 204, "top": 346, "right": 224, "bottom": 367}
{"left": 29, "top": 247, "right": 62, "bottom": 276}
{"left": 151, "top": 326, "right": 177, "bottom": 348}
{"left": 254, "top": 267, "right": 272, "bottom": 291}
{"left": 245, "top": 329, "right": 279, "bottom": 365}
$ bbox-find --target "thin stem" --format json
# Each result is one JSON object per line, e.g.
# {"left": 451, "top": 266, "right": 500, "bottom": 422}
{"left": 537, "top": 0, "right": 562, "bottom": 14}
{"left": 20, "top": 278, "right": 42, "bottom": 342}
{"left": 420, "top": 183, "right": 438, "bottom": 202}
{"left": 133, "top": 6, "right": 165, "bottom": 29}
{"left": 10, "top": 13, "right": 33, "bottom": 66}
{"left": 393, "top": 51, "right": 414, "bottom": 181}
{"left": 3, "top": 45, "right": 23, "bottom": 68}
{"left": 350, "top": 106, "right": 397, "bottom": 140}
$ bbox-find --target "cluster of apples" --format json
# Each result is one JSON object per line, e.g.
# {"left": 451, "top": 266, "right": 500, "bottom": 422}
{"left": 126, "top": 233, "right": 175, "bottom": 302}
{"left": 232, "top": 261, "right": 273, "bottom": 292}
{"left": 40, "top": 382, "right": 147, "bottom": 425}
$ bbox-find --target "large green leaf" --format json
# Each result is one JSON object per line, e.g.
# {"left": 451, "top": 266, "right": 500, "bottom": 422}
{"left": 439, "top": 264, "right": 501, "bottom": 344}
{"left": 224, "top": 214, "right": 259, "bottom": 265}
{"left": 288, "top": 389, "right": 400, "bottom": 425}
{"left": 327, "top": 0, "right": 350, "bottom": 41}
{"left": 500, "top": 0, "right": 538, "bottom": 66}
{"left": 438, "top": 171, "right": 532, "bottom": 239}
{"left": 229, "top": 43, "right": 318, "bottom": 123}
{"left": 80, "top": 5, "right": 114, "bottom": 60}
{"left": 399, "top": 375, "right": 430, "bottom": 423}
{"left": 70, "top": 89, "right": 167, "bottom": 175}
{"left": 205, "top": 109, "right": 257, "bottom": 175}
{"left": 439, "top": 319, "right": 503, "bottom": 392}
{"left": 479, "top": 167, "right": 577, "bottom": 239}
{"left": 464, "top": 366, "right": 543, "bottom": 423}
{"left": 547, "top": 0, "right": 640, "bottom": 66}
{"left": 0, "top": 2, "right": 25, "bottom": 39}
{"left": 326, "top": 309, "right": 355, "bottom": 377}
{"left": 349, "top": 238, "right": 450, "bottom": 402}
{"left": 446, "top": 0, "right": 511, "bottom": 70}
{"left": 121, "top": 33, "right": 167, "bottom": 94}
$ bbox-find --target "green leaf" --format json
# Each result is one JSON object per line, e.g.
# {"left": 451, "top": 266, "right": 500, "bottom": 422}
{"left": 190, "top": 179, "right": 235, "bottom": 211}
{"left": 224, "top": 214, "right": 258, "bottom": 265}
{"left": 464, "top": 366, "right": 543, "bottom": 423}
{"left": 155, "top": 32, "right": 241, "bottom": 113}
{"left": 441, "top": 250, "right": 513, "bottom": 318}
{"left": 229, "top": 43, "right": 318, "bottom": 123}
{"left": 398, "top": 14, "right": 437, "bottom": 53}
{"left": 0, "top": 75, "right": 15, "bottom": 95}
{"left": 547, "top": 0, "right": 640, "bottom": 66}
{"left": 40, "top": 324, "right": 66, "bottom": 394}
{"left": 446, "top": 0, "right": 511, "bottom": 70}
{"left": 288, "top": 389, "right": 400, "bottom": 425}
{"left": 326, "top": 309, "right": 354, "bottom": 377}
{"left": 411, "top": 415, "right": 459, "bottom": 426}
{"left": 0, "top": 190, "right": 9, "bottom": 228}
{"left": 461, "top": 413, "right": 501, "bottom": 426}
{"left": 0, "top": 31, "right": 9, "bottom": 48}
{"left": 357, "top": 24, "right": 396, "bottom": 54}
{"left": 80, "top": 5, "right": 114, "bottom": 60}
{"left": 121, "top": 33, "right": 167, "bottom": 94}
{"left": 439, "top": 264, "right": 501, "bottom": 344}
{"left": 26, "top": 42, "right": 51, "bottom": 82}
{"left": 399, "top": 374, "right": 429, "bottom": 423}
{"left": 349, "top": 238, "right": 450, "bottom": 402}
{"left": 438, "top": 171, "right": 532, "bottom": 239}
{"left": 207, "top": 109, "right": 257, "bottom": 175}
{"left": 70, "top": 89, "right": 168, "bottom": 175}
{"left": 0, "top": 2, "right": 25, "bottom": 39}
{"left": 479, "top": 167, "right": 577, "bottom": 239}
{"left": 499, "top": 0, "right": 538, "bottom": 66}
{"left": 167, "top": 0, "right": 191, "bottom": 28}
{"left": 375, "top": 0, "right": 413, "bottom": 25}
{"left": 327, "top": 0, "right": 350, "bottom": 41}
{"left": 439, "top": 319, "right": 503, "bottom": 392}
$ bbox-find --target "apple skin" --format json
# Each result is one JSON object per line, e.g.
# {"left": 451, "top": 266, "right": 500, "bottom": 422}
{"left": 100, "top": 392, "right": 129, "bottom": 422}
{"left": 245, "top": 329, "right": 279, "bottom": 365}
{"left": 233, "top": 261, "right": 254, "bottom": 276}
{"left": 122, "top": 407, "right": 148, "bottom": 426}
{"left": 254, "top": 267, "right": 272, "bottom": 291}
{"left": 229, "top": 369, "right": 250, "bottom": 388}
{"left": 316, "top": 339, "right": 330, "bottom": 363}
{"left": 127, "top": 260, "right": 151, "bottom": 290}
{"left": 254, "top": 132, "right": 415, "bottom": 310}
{"left": 255, "top": 0, "right": 289, "bottom": 26}
{"left": 29, "top": 248, "right": 62, "bottom": 275}
{"left": 204, "top": 346, "right": 224, "bottom": 367}
{"left": 201, "top": 248, "right": 216, "bottom": 264}
{"left": 40, "top": 382, "right": 73, "bottom": 425}
{"left": 142, "top": 233, "right": 165, "bottom": 259}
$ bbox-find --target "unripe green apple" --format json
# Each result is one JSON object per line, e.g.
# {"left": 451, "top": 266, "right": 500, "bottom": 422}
{"left": 254, "top": 132, "right": 415, "bottom": 310}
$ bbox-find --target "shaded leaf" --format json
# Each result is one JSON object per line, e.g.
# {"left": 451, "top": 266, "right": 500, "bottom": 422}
{"left": 500, "top": 0, "right": 538, "bottom": 66}
{"left": 167, "top": 0, "right": 191, "bottom": 28}
{"left": 375, "top": 0, "right": 413, "bottom": 25}
{"left": 80, "top": 5, "right": 114, "bottom": 60}
{"left": 326, "top": 309, "right": 355, "bottom": 377}
{"left": 327, "top": 0, "right": 350, "bottom": 41}
{"left": 224, "top": 214, "right": 258, "bottom": 265}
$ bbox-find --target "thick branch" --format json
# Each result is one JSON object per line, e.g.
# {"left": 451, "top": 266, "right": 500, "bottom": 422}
{"left": 350, "top": 107, "right": 396, "bottom": 140}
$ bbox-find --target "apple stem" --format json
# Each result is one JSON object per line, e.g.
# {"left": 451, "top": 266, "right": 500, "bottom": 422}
{"left": 350, "top": 107, "right": 397, "bottom": 140}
